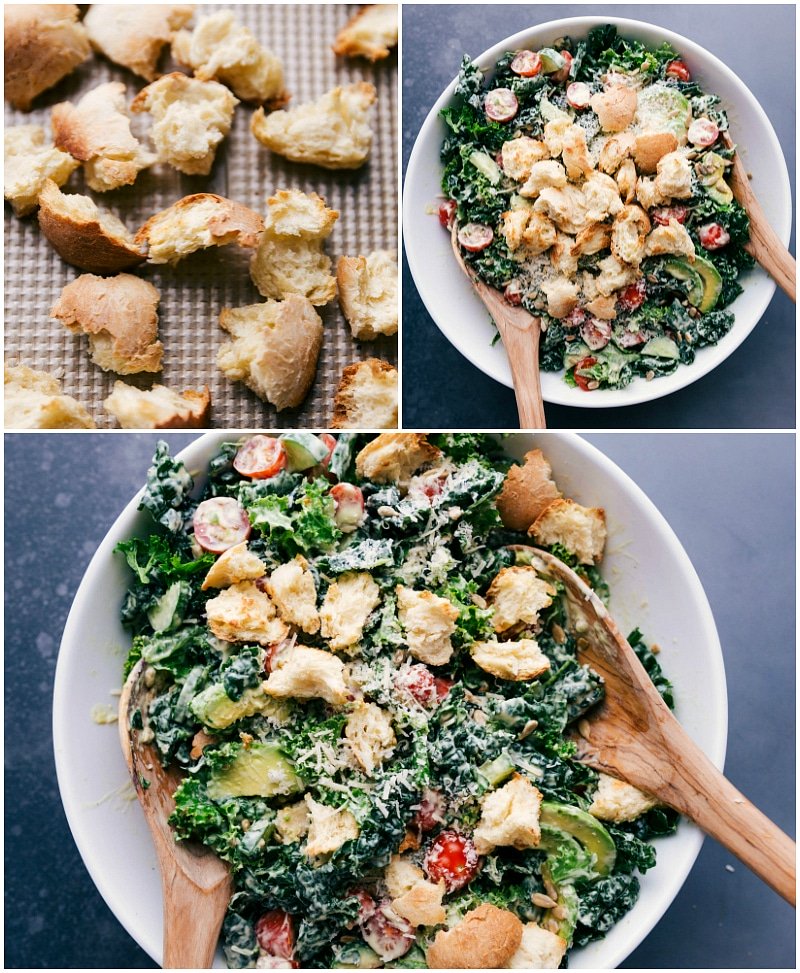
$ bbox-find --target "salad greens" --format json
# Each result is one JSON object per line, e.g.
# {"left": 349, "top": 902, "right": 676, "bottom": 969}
{"left": 117, "top": 434, "right": 678, "bottom": 968}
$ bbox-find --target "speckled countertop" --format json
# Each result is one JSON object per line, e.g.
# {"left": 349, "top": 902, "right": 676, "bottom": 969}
{"left": 4, "top": 432, "right": 795, "bottom": 968}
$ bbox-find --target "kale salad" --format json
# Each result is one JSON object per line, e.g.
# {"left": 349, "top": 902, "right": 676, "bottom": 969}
{"left": 116, "top": 433, "right": 678, "bottom": 969}
{"left": 439, "top": 25, "right": 753, "bottom": 392}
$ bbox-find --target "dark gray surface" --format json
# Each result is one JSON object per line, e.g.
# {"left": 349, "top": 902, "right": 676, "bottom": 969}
{"left": 401, "top": 5, "right": 796, "bottom": 429}
{"left": 4, "top": 432, "right": 795, "bottom": 969}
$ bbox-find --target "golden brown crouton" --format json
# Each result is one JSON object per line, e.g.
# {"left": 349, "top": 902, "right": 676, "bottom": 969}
{"left": 4, "top": 363, "right": 95, "bottom": 429}
{"left": 333, "top": 4, "right": 398, "bottom": 61}
{"left": 332, "top": 359, "right": 398, "bottom": 429}
{"left": 427, "top": 904, "right": 523, "bottom": 969}
{"left": 103, "top": 382, "right": 210, "bottom": 429}
{"left": 83, "top": 4, "right": 193, "bottom": 81}
{"left": 496, "top": 449, "right": 562, "bottom": 530}
{"left": 590, "top": 85, "right": 638, "bottom": 133}
{"left": 632, "top": 131, "right": 678, "bottom": 175}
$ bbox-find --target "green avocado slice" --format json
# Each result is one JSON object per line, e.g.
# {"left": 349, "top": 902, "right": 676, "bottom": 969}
{"left": 664, "top": 255, "right": 722, "bottom": 312}
{"left": 540, "top": 801, "right": 617, "bottom": 876}
{"left": 207, "top": 742, "right": 303, "bottom": 800}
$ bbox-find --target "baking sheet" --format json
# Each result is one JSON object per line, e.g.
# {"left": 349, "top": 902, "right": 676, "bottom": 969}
{"left": 4, "top": 3, "right": 398, "bottom": 429}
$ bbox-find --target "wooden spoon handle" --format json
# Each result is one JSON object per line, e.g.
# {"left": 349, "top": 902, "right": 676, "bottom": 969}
{"left": 501, "top": 323, "right": 547, "bottom": 428}
{"left": 162, "top": 861, "right": 228, "bottom": 968}
{"left": 746, "top": 222, "right": 796, "bottom": 303}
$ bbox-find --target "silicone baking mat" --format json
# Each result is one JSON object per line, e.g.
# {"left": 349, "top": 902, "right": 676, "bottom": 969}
{"left": 4, "top": 3, "right": 398, "bottom": 428}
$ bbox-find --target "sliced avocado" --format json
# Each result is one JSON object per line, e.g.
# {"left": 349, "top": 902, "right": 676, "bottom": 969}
{"left": 641, "top": 336, "right": 679, "bottom": 360}
{"left": 704, "top": 180, "right": 733, "bottom": 205}
{"left": 538, "top": 48, "right": 566, "bottom": 74}
{"left": 563, "top": 341, "right": 593, "bottom": 369}
{"left": 191, "top": 683, "right": 277, "bottom": 731}
{"left": 664, "top": 256, "right": 719, "bottom": 308}
{"left": 386, "top": 946, "right": 428, "bottom": 969}
{"left": 207, "top": 742, "right": 303, "bottom": 800}
{"left": 279, "top": 432, "right": 330, "bottom": 471}
{"left": 469, "top": 149, "right": 501, "bottom": 185}
{"left": 538, "top": 825, "right": 596, "bottom": 884}
{"left": 635, "top": 83, "right": 691, "bottom": 141}
{"left": 477, "top": 752, "right": 516, "bottom": 789}
{"left": 147, "top": 581, "right": 190, "bottom": 633}
{"left": 541, "top": 863, "right": 579, "bottom": 945}
{"left": 540, "top": 801, "right": 617, "bottom": 876}
{"left": 692, "top": 255, "right": 723, "bottom": 311}
{"left": 332, "top": 942, "right": 383, "bottom": 969}
{"left": 539, "top": 96, "right": 570, "bottom": 123}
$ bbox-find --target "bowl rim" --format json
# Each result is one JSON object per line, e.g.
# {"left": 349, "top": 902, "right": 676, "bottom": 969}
{"left": 403, "top": 14, "right": 792, "bottom": 405}
{"left": 53, "top": 431, "right": 729, "bottom": 968}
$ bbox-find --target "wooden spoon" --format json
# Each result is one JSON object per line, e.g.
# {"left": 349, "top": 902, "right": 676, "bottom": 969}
{"left": 514, "top": 545, "right": 796, "bottom": 905}
{"left": 120, "top": 660, "right": 233, "bottom": 968}
{"left": 451, "top": 224, "right": 547, "bottom": 428}
{"left": 723, "top": 132, "right": 795, "bottom": 302}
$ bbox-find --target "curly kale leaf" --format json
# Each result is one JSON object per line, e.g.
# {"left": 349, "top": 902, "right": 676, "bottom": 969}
{"left": 147, "top": 665, "right": 208, "bottom": 765}
{"left": 134, "top": 625, "right": 216, "bottom": 678}
{"left": 573, "top": 874, "right": 641, "bottom": 947}
{"left": 437, "top": 575, "right": 495, "bottom": 648}
{"left": 139, "top": 441, "right": 194, "bottom": 533}
{"left": 248, "top": 478, "right": 341, "bottom": 559}
{"left": 221, "top": 648, "right": 263, "bottom": 702}
{"left": 628, "top": 628, "right": 674, "bottom": 708}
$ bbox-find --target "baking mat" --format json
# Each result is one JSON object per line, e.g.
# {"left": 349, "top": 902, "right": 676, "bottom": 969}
{"left": 4, "top": 3, "right": 398, "bottom": 429}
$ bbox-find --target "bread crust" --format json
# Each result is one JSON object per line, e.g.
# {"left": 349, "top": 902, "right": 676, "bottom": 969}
{"left": 332, "top": 4, "right": 398, "bottom": 62}
{"left": 83, "top": 4, "right": 194, "bottom": 81}
{"left": 337, "top": 250, "right": 398, "bottom": 340}
{"left": 426, "top": 904, "right": 523, "bottom": 969}
{"left": 632, "top": 131, "right": 678, "bottom": 175}
{"left": 4, "top": 4, "right": 91, "bottom": 111}
{"left": 51, "top": 273, "right": 162, "bottom": 374}
{"left": 103, "top": 381, "right": 210, "bottom": 429}
{"left": 496, "top": 449, "right": 562, "bottom": 531}
{"left": 38, "top": 180, "right": 145, "bottom": 275}
{"left": 332, "top": 358, "right": 398, "bottom": 429}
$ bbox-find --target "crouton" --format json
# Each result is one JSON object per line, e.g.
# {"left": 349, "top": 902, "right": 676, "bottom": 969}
{"left": 337, "top": 250, "right": 398, "bottom": 340}
{"left": 4, "top": 4, "right": 91, "bottom": 111}
{"left": 205, "top": 580, "right": 288, "bottom": 646}
{"left": 202, "top": 542, "right": 265, "bottom": 591}
{"left": 541, "top": 277, "right": 579, "bottom": 319}
{"left": 597, "top": 132, "right": 634, "bottom": 175}
{"left": 550, "top": 232, "right": 580, "bottom": 277}
{"left": 501, "top": 136, "right": 550, "bottom": 182}
{"left": 530, "top": 498, "right": 607, "bottom": 565}
{"left": 356, "top": 433, "right": 441, "bottom": 484}
{"left": 217, "top": 296, "right": 323, "bottom": 411}
{"left": 616, "top": 158, "right": 637, "bottom": 204}
{"left": 635, "top": 175, "right": 666, "bottom": 212}
{"left": 264, "top": 645, "right": 349, "bottom": 706}
{"left": 542, "top": 116, "right": 573, "bottom": 158}
{"left": 590, "top": 85, "right": 638, "bottom": 133}
{"left": 51, "top": 273, "right": 162, "bottom": 375}
{"left": 135, "top": 193, "right": 263, "bottom": 265}
{"left": 508, "top": 924, "right": 568, "bottom": 969}
{"left": 569, "top": 221, "right": 610, "bottom": 258}
{"left": 396, "top": 586, "right": 459, "bottom": 666}
{"left": 487, "top": 566, "right": 555, "bottom": 633}
{"left": 519, "top": 160, "right": 567, "bottom": 199}
{"left": 589, "top": 771, "right": 659, "bottom": 822}
{"left": 426, "top": 904, "right": 523, "bottom": 969}
{"left": 633, "top": 131, "right": 678, "bottom": 175}
{"left": 83, "top": 4, "right": 193, "bottom": 81}
{"left": 275, "top": 800, "right": 311, "bottom": 844}
{"left": 37, "top": 181, "right": 145, "bottom": 275}
{"left": 654, "top": 150, "right": 693, "bottom": 200}
{"left": 385, "top": 855, "right": 425, "bottom": 898}
{"left": 595, "top": 254, "right": 637, "bottom": 297}
{"left": 394, "top": 879, "right": 446, "bottom": 928}
{"left": 333, "top": 4, "right": 398, "bottom": 62}
{"left": 533, "top": 185, "right": 588, "bottom": 235}
{"left": 610, "top": 204, "right": 651, "bottom": 266}
{"left": 131, "top": 73, "right": 237, "bottom": 176}
{"left": 304, "top": 795, "right": 359, "bottom": 856}
{"left": 103, "top": 381, "right": 210, "bottom": 429}
{"left": 266, "top": 556, "right": 320, "bottom": 634}
{"left": 473, "top": 775, "right": 543, "bottom": 854}
{"left": 320, "top": 572, "right": 381, "bottom": 651}
{"left": 561, "top": 125, "right": 594, "bottom": 181}
{"left": 582, "top": 171, "right": 624, "bottom": 224}
{"left": 345, "top": 701, "right": 395, "bottom": 775}
{"left": 4, "top": 126, "right": 79, "bottom": 217}
{"left": 585, "top": 294, "right": 618, "bottom": 320}
{"left": 501, "top": 208, "right": 557, "bottom": 256}
{"left": 250, "top": 190, "right": 339, "bottom": 305}
{"left": 644, "top": 219, "right": 696, "bottom": 261}
{"left": 471, "top": 639, "right": 551, "bottom": 681}
{"left": 51, "top": 82, "right": 155, "bottom": 192}
{"left": 252, "top": 83, "right": 376, "bottom": 170}
{"left": 496, "top": 449, "right": 562, "bottom": 530}
{"left": 172, "top": 10, "right": 285, "bottom": 104}
{"left": 332, "top": 359, "right": 398, "bottom": 430}
{"left": 4, "top": 363, "right": 95, "bottom": 429}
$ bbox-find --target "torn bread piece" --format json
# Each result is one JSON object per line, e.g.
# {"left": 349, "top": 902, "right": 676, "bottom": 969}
{"left": 4, "top": 4, "right": 91, "bottom": 111}
{"left": 51, "top": 273, "right": 163, "bottom": 374}
{"left": 103, "top": 381, "right": 210, "bottom": 429}
{"left": 508, "top": 924, "right": 568, "bottom": 969}
{"left": 135, "top": 193, "right": 263, "bottom": 265}
{"left": 37, "top": 180, "right": 145, "bottom": 275}
{"left": 131, "top": 73, "right": 237, "bottom": 176}
{"left": 589, "top": 771, "right": 659, "bottom": 822}
{"left": 250, "top": 189, "right": 339, "bottom": 305}
{"left": 332, "top": 358, "right": 398, "bottom": 430}
{"left": 333, "top": 4, "right": 398, "bottom": 62}
{"left": 529, "top": 498, "right": 607, "bottom": 565}
{"left": 427, "top": 904, "right": 523, "bottom": 970}
{"left": 471, "top": 639, "right": 551, "bottom": 682}
{"left": 251, "top": 83, "right": 376, "bottom": 170}
{"left": 172, "top": 10, "right": 285, "bottom": 104}
{"left": 4, "top": 364, "right": 95, "bottom": 429}
{"left": 217, "top": 296, "right": 323, "bottom": 411}
{"left": 496, "top": 449, "right": 562, "bottom": 530}
{"left": 355, "top": 433, "right": 440, "bottom": 484}
{"left": 202, "top": 542, "right": 265, "bottom": 591}
{"left": 4, "top": 126, "right": 79, "bottom": 217}
{"left": 337, "top": 250, "right": 398, "bottom": 340}
{"left": 51, "top": 82, "right": 155, "bottom": 193}
{"left": 83, "top": 4, "right": 194, "bottom": 81}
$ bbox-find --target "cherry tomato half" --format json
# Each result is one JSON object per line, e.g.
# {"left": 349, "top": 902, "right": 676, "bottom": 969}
{"left": 573, "top": 356, "right": 599, "bottom": 392}
{"left": 319, "top": 433, "right": 337, "bottom": 468}
{"left": 413, "top": 788, "right": 447, "bottom": 832}
{"left": 504, "top": 279, "right": 523, "bottom": 305}
{"left": 361, "top": 902, "right": 415, "bottom": 961}
{"left": 234, "top": 435, "right": 287, "bottom": 480}
{"left": 699, "top": 222, "right": 731, "bottom": 250}
{"left": 510, "top": 50, "right": 542, "bottom": 78}
{"left": 580, "top": 316, "right": 612, "bottom": 351}
{"left": 438, "top": 199, "right": 457, "bottom": 229}
{"left": 330, "top": 482, "right": 365, "bottom": 532}
{"left": 688, "top": 117, "right": 720, "bottom": 147}
{"left": 424, "top": 831, "right": 480, "bottom": 892}
{"left": 193, "top": 497, "right": 251, "bottom": 554}
{"left": 256, "top": 910, "right": 296, "bottom": 961}
{"left": 665, "top": 60, "right": 691, "bottom": 82}
{"left": 566, "top": 81, "right": 591, "bottom": 109}
{"left": 551, "top": 50, "right": 574, "bottom": 84}
{"left": 618, "top": 279, "right": 646, "bottom": 312}
{"left": 396, "top": 664, "right": 439, "bottom": 707}
{"left": 652, "top": 205, "right": 688, "bottom": 226}
{"left": 484, "top": 87, "right": 519, "bottom": 122}
{"left": 457, "top": 222, "right": 494, "bottom": 253}
{"left": 563, "top": 306, "right": 587, "bottom": 329}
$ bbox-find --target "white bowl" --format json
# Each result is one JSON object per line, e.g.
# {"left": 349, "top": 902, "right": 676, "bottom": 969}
{"left": 403, "top": 16, "right": 792, "bottom": 407}
{"left": 54, "top": 432, "right": 727, "bottom": 968}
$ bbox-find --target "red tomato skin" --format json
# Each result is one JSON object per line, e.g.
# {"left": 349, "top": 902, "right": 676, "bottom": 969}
{"left": 618, "top": 279, "right": 646, "bottom": 311}
{"left": 573, "top": 356, "right": 598, "bottom": 392}
{"left": 255, "top": 911, "right": 295, "bottom": 961}
{"left": 424, "top": 831, "right": 480, "bottom": 892}
{"left": 233, "top": 436, "right": 287, "bottom": 480}
{"left": 457, "top": 223, "right": 494, "bottom": 253}
{"left": 665, "top": 60, "right": 691, "bottom": 81}
{"left": 699, "top": 222, "right": 731, "bottom": 250}
{"left": 319, "top": 434, "right": 337, "bottom": 468}
{"left": 484, "top": 87, "right": 518, "bottom": 122}
{"left": 511, "top": 50, "right": 542, "bottom": 78}
{"left": 504, "top": 280, "right": 523, "bottom": 305}
{"left": 652, "top": 205, "right": 688, "bottom": 226}
{"left": 414, "top": 788, "right": 447, "bottom": 832}
{"left": 438, "top": 199, "right": 457, "bottom": 229}
{"left": 192, "top": 497, "right": 251, "bottom": 554}
{"left": 361, "top": 902, "right": 415, "bottom": 961}
{"left": 551, "top": 50, "right": 573, "bottom": 83}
